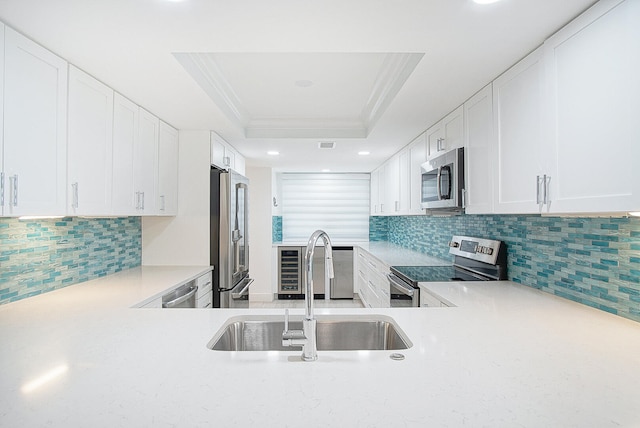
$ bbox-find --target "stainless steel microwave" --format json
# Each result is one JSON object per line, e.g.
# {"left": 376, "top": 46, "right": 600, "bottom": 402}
{"left": 420, "top": 147, "right": 464, "bottom": 211}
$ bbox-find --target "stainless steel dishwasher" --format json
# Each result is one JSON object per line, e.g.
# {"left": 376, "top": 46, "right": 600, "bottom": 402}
{"left": 162, "top": 281, "right": 198, "bottom": 308}
{"left": 330, "top": 246, "right": 354, "bottom": 299}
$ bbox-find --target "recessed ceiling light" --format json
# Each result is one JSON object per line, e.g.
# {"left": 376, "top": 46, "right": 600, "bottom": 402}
{"left": 472, "top": 0, "right": 501, "bottom": 4}
{"left": 267, "top": 151, "right": 280, "bottom": 156}
{"left": 295, "top": 79, "right": 314, "bottom": 88}
{"left": 358, "top": 151, "right": 370, "bottom": 156}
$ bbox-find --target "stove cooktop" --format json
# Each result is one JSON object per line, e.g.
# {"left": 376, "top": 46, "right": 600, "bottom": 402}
{"left": 390, "top": 265, "right": 492, "bottom": 287}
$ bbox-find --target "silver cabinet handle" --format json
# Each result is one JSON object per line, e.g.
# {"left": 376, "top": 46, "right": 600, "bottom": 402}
{"left": 9, "top": 174, "right": 18, "bottom": 207}
{"left": 141, "top": 191, "right": 145, "bottom": 210}
{"left": 135, "top": 191, "right": 140, "bottom": 210}
{"left": 543, "top": 175, "right": 550, "bottom": 205}
{"left": 223, "top": 156, "right": 231, "bottom": 167}
{"left": 395, "top": 200, "right": 399, "bottom": 212}
{"left": 536, "top": 175, "right": 541, "bottom": 205}
{"left": 159, "top": 195, "right": 165, "bottom": 211}
{"left": 380, "top": 203, "right": 384, "bottom": 213}
{"left": 71, "top": 182, "right": 79, "bottom": 209}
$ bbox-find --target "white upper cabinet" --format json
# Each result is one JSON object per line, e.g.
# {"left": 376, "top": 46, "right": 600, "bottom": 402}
{"left": 136, "top": 108, "right": 159, "bottom": 214}
{"left": 408, "top": 133, "right": 427, "bottom": 215}
{"left": 426, "top": 106, "right": 464, "bottom": 160}
{"left": 2, "top": 27, "right": 68, "bottom": 217}
{"left": 543, "top": 0, "right": 640, "bottom": 214}
{"left": 211, "top": 131, "right": 246, "bottom": 175}
{"left": 157, "top": 121, "right": 179, "bottom": 216}
{"left": 384, "top": 155, "right": 400, "bottom": 214}
{"left": 492, "top": 47, "right": 546, "bottom": 214}
{"left": 0, "top": 23, "right": 4, "bottom": 216}
{"left": 464, "top": 84, "right": 494, "bottom": 214}
{"left": 397, "top": 149, "right": 410, "bottom": 215}
{"left": 370, "top": 168, "right": 380, "bottom": 215}
{"left": 67, "top": 66, "right": 114, "bottom": 216}
{"left": 112, "top": 93, "right": 139, "bottom": 215}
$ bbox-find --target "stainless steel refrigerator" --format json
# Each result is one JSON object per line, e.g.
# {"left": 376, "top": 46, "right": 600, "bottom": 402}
{"left": 210, "top": 167, "right": 253, "bottom": 308}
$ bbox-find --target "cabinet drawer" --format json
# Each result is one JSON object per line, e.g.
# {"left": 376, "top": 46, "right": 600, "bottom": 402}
{"left": 196, "top": 272, "right": 213, "bottom": 299}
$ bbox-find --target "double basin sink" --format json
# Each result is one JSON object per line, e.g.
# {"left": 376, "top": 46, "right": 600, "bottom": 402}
{"left": 208, "top": 314, "right": 412, "bottom": 352}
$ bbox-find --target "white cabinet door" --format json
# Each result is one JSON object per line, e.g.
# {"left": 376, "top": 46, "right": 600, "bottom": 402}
{"left": 370, "top": 169, "right": 380, "bottom": 215}
{"left": 397, "top": 149, "right": 410, "bottom": 215}
{"left": 0, "top": 23, "right": 4, "bottom": 216}
{"left": 2, "top": 27, "right": 68, "bottom": 216}
{"left": 384, "top": 155, "right": 400, "bottom": 214}
{"left": 427, "top": 106, "right": 464, "bottom": 160}
{"left": 544, "top": 0, "right": 640, "bottom": 214}
{"left": 492, "top": 47, "right": 546, "bottom": 214}
{"left": 112, "top": 93, "right": 138, "bottom": 215}
{"left": 157, "top": 121, "right": 179, "bottom": 216}
{"left": 234, "top": 152, "right": 246, "bottom": 176}
{"left": 408, "top": 133, "right": 427, "bottom": 215}
{"left": 378, "top": 165, "right": 387, "bottom": 215}
{"left": 464, "top": 84, "right": 494, "bottom": 214}
{"left": 210, "top": 132, "right": 226, "bottom": 169}
{"left": 67, "top": 66, "right": 114, "bottom": 216}
{"left": 136, "top": 108, "right": 159, "bottom": 214}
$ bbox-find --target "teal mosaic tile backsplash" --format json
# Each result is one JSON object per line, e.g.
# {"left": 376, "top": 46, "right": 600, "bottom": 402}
{"left": 0, "top": 217, "right": 141, "bottom": 305}
{"left": 272, "top": 216, "right": 283, "bottom": 243}
{"left": 372, "top": 214, "right": 640, "bottom": 322}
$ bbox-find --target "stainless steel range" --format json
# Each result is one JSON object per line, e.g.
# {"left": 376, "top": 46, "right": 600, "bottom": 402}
{"left": 388, "top": 235, "right": 507, "bottom": 307}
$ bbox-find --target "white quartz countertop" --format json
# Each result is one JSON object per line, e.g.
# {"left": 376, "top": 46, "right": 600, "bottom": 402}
{"left": 356, "top": 241, "right": 451, "bottom": 266}
{"left": 1, "top": 267, "right": 640, "bottom": 427}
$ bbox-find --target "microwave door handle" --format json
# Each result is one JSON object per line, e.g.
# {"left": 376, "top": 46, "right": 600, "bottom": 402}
{"left": 436, "top": 166, "right": 443, "bottom": 200}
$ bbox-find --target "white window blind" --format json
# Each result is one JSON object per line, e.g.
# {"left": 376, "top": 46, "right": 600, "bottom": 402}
{"left": 281, "top": 173, "right": 370, "bottom": 241}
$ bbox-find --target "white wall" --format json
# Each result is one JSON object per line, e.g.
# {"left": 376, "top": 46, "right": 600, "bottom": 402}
{"left": 142, "top": 130, "right": 210, "bottom": 266}
{"left": 246, "top": 166, "right": 273, "bottom": 302}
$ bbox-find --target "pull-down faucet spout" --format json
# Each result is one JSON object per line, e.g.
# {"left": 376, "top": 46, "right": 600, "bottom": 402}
{"left": 282, "top": 230, "right": 334, "bottom": 361}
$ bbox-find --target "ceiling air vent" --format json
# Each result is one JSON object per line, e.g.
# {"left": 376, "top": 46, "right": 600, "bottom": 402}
{"left": 318, "top": 141, "right": 336, "bottom": 149}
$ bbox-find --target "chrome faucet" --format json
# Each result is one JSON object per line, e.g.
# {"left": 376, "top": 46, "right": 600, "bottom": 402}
{"left": 282, "top": 230, "right": 334, "bottom": 361}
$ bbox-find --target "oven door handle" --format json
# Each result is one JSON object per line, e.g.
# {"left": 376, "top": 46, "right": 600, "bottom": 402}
{"left": 387, "top": 274, "right": 415, "bottom": 297}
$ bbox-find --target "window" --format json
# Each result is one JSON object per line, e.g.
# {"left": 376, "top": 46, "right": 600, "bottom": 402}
{"left": 281, "top": 173, "right": 370, "bottom": 241}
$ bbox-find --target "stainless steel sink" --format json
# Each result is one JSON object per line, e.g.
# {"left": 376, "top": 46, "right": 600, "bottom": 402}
{"left": 208, "top": 314, "right": 412, "bottom": 351}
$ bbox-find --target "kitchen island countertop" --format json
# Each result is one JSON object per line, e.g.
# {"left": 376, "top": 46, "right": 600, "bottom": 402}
{"left": 1, "top": 267, "right": 639, "bottom": 427}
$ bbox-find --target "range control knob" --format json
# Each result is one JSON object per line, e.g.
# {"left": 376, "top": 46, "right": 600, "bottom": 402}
{"left": 448, "top": 241, "right": 459, "bottom": 248}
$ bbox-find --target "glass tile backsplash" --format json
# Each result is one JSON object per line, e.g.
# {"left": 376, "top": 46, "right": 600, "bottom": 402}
{"left": 0, "top": 217, "right": 141, "bottom": 305}
{"left": 371, "top": 214, "right": 640, "bottom": 322}
{"left": 272, "top": 216, "right": 283, "bottom": 243}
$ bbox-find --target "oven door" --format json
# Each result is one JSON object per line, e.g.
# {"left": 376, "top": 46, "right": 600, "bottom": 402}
{"left": 387, "top": 274, "right": 419, "bottom": 307}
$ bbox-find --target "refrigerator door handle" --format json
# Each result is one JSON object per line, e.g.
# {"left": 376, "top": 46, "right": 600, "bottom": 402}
{"left": 234, "top": 182, "right": 249, "bottom": 274}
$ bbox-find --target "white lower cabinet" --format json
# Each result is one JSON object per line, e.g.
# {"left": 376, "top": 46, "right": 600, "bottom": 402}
{"left": 196, "top": 271, "right": 213, "bottom": 309}
{"left": 355, "top": 247, "right": 390, "bottom": 308}
{"left": 420, "top": 288, "right": 449, "bottom": 308}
